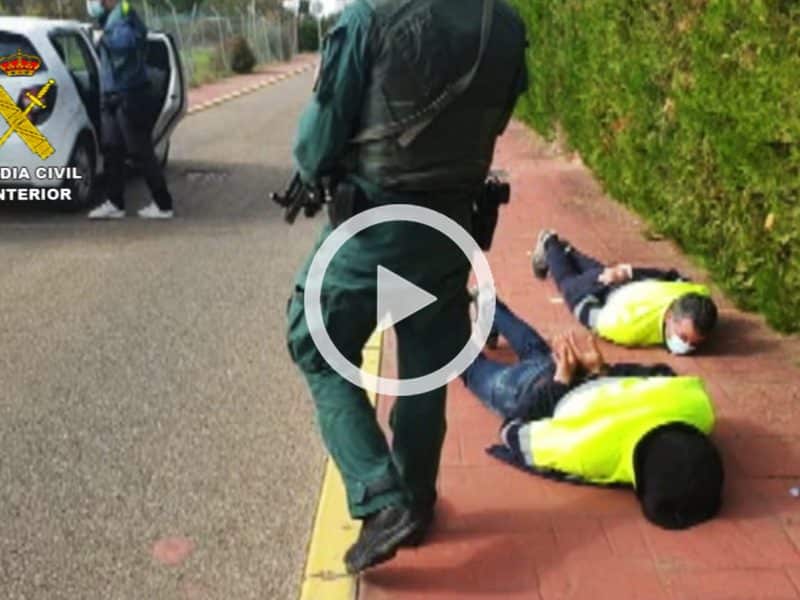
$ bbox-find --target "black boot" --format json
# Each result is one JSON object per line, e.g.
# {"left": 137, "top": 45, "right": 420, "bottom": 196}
{"left": 344, "top": 505, "right": 421, "bottom": 574}
{"left": 400, "top": 504, "right": 435, "bottom": 548}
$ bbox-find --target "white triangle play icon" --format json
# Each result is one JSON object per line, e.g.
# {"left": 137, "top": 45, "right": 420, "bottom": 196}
{"left": 376, "top": 266, "right": 438, "bottom": 332}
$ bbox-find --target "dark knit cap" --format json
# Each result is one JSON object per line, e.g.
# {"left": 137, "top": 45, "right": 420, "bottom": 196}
{"left": 633, "top": 422, "right": 724, "bottom": 530}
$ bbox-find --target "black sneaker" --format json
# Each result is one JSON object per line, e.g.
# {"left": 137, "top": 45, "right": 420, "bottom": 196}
{"left": 532, "top": 229, "right": 556, "bottom": 279}
{"left": 344, "top": 505, "right": 421, "bottom": 574}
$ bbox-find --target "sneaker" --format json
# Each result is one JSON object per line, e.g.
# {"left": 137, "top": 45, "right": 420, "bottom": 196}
{"left": 344, "top": 505, "right": 421, "bottom": 574}
{"left": 532, "top": 229, "right": 556, "bottom": 279}
{"left": 88, "top": 200, "right": 124, "bottom": 220}
{"left": 138, "top": 202, "right": 173, "bottom": 219}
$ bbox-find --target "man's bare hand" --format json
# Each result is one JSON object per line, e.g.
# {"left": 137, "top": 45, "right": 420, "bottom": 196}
{"left": 553, "top": 338, "right": 579, "bottom": 385}
{"left": 566, "top": 332, "right": 606, "bottom": 376}
{"left": 598, "top": 263, "right": 633, "bottom": 285}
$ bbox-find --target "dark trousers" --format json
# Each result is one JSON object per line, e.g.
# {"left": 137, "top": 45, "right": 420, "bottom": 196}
{"left": 546, "top": 238, "right": 606, "bottom": 324}
{"left": 462, "top": 300, "right": 554, "bottom": 419}
{"left": 102, "top": 88, "right": 173, "bottom": 211}
{"left": 287, "top": 222, "right": 472, "bottom": 518}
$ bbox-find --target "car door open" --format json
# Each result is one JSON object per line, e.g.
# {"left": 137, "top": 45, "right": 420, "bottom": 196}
{"left": 146, "top": 32, "right": 185, "bottom": 152}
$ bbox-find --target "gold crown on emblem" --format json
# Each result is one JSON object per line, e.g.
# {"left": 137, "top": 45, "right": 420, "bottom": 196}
{"left": 0, "top": 49, "right": 42, "bottom": 77}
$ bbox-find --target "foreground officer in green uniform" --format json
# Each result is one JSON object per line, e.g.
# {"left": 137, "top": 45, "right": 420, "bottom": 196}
{"left": 286, "top": 0, "right": 527, "bottom": 573}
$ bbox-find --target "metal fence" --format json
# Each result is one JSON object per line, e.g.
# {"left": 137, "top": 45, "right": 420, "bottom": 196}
{"left": 140, "top": 1, "right": 298, "bottom": 87}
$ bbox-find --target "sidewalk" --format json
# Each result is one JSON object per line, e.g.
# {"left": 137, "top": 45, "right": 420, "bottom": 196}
{"left": 365, "top": 122, "right": 800, "bottom": 600}
{"left": 187, "top": 53, "right": 317, "bottom": 114}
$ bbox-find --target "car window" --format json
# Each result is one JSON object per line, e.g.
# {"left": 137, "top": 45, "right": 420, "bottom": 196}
{"left": 0, "top": 31, "right": 48, "bottom": 72}
{"left": 50, "top": 33, "right": 87, "bottom": 73}
{"left": 49, "top": 32, "right": 99, "bottom": 99}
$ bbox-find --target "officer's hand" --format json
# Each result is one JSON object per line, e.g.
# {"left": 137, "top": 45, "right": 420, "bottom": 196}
{"left": 553, "top": 340, "right": 579, "bottom": 385}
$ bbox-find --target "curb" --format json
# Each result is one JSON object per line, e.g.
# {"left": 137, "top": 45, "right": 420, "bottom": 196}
{"left": 187, "top": 62, "right": 317, "bottom": 116}
{"left": 298, "top": 331, "right": 383, "bottom": 600}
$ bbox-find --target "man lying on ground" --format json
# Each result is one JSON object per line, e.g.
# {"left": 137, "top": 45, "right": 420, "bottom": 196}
{"left": 529, "top": 230, "right": 718, "bottom": 354}
{"left": 462, "top": 298, "right": 724, "bottom": 529}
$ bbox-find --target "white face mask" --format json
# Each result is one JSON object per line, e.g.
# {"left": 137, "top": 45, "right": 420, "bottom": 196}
{"left": 666, "top": 334, "right": 694, "bottom": 355}
{"left": 87, "top": 0, "right": 105, "bottom": 18}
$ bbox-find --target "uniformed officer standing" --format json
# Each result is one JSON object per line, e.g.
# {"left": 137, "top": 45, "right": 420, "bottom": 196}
{"left": 87, "top": 0, "right": 175, "bottom": 220}
{"left": 287, "top": 0, "right": 527, "bottom": 573}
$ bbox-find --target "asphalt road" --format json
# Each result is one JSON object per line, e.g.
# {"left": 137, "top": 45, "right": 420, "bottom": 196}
{"left": 0, "top": 72, "right": 327, "bottom": 599}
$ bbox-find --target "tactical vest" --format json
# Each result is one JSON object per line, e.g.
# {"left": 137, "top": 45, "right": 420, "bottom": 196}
{"left": 595, "top": 281, "right": 711, "bottom": 346}
{"left": 520, "top": 377, "right": 715, "bottom": 486}
{"left": 349, "top": 0, "right": 527, "bottom": 194}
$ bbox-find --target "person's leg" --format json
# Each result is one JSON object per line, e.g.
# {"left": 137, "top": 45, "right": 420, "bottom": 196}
{"left": 391, "top": 269, "right": 471, "bottom": 512}
{"left": 287, "top": 242, "right": 408, "bottom": 519}
{"left": 461, "top": 353, "right": 536, "bottom": 419}
{"left": 101, "top": 105, "right": 126, "bottom": 210}
{"left": 562, "top": 239, "right": 605, "bottom": 273}
{"left": 493, "top": 299, "right": 551, "bottom": 362}
{"left": 546, "top": 237, "right": 604, "bottom": 310}
{"left": 118, "top": 92, "right": 173, "bottom": 211}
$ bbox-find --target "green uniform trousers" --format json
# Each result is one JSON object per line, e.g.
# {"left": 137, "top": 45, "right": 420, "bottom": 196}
{"left": 287, "top": 219, "right": 471, "bottom": 518}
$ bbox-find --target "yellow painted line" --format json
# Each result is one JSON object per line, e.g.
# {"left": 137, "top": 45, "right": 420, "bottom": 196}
{"left": 299, "top": 330, "right": 384, "bottom": 600}
{"left": 188, "top": 60, "right": 319, "bottom": 116}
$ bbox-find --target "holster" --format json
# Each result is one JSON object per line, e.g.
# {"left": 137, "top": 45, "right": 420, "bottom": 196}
{"left": 472, "top": 178, "right": 511, "bottom": 251}
{"left": 328, "top": 181, "right": 360, "bottom": 228}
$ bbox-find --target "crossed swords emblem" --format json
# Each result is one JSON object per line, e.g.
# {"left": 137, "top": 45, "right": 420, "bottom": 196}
{"left": 0, "top": 79, "right": 56, "bottom": 159}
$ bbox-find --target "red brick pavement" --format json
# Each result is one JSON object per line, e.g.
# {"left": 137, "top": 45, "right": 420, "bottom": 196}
{"left": 362, "top": 122, "right": 800, "bottom": 600}
{"left": 187, "top": 53, "right": 318, "bottom": 112}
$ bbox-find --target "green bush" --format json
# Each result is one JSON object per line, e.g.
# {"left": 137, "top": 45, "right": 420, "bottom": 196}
{"left": 298, "top": 15, "right": 343, "bottom": 52}
{"left": 228, "top": 35, "right": 256, "bottom": 74}
{"left": 298, "top": 18, "right": 321, "bottom": 52}
{"left": 511, "top": 0, "right": 800, "bottom": 332}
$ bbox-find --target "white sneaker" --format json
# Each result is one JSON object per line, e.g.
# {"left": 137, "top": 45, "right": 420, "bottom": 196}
{"left": 88, "top": 200, "right": 125, "bottom": 220}
{"left": 138, "top": 202, "right": 173, "bottom": 219}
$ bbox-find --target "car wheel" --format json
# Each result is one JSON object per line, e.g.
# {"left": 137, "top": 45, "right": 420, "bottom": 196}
{"left": 63, "top": 136, "right": 97, "bottom": 211}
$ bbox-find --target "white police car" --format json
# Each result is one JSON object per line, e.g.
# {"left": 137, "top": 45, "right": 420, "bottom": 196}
{"left": 0, "top": 17, "right": 186, "bottom": 208}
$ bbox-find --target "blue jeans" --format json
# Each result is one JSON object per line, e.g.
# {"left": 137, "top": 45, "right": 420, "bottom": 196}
{"left": 462, "top": 300, "right": 554, "bottom": 419}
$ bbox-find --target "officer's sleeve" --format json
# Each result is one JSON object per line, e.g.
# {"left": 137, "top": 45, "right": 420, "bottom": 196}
{"left": 497, "top": 40, "right": 529, "bottom": 134}
{"left": 104, "top": 18, "right": 142, "bottom": 51}
{"left": 292, "top": 4, "right": 373, "bottom": 183}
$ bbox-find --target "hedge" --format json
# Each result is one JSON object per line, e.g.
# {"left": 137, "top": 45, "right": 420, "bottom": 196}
{"left": 298, "top": 16, "right": 340, "bottom": 52}
{"left": 511, "top": 0, "right": 800, "bottom": 332}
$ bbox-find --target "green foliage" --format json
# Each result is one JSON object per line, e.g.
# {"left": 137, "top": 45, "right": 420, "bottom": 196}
{"left": 512, "top": 0, "right": 800, "bottom": 332}
{"left": 297, "top": 15, "right": 338, "bottom": 52}
{"left": 190, "top": 46, "right": 222, "bottom": 87}
{"left": 228, "top": 34, "right": 256, "bottom": 74}
{"left": 298, "top": 17, "right": 320, "bottom": 52}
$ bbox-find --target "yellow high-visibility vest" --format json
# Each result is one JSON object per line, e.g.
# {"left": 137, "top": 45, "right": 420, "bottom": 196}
{"left": 595, "top": 281, "right": 711, "bottom": 346}
{"left": 521, "top": 376, "right": 715, "bottom": 486}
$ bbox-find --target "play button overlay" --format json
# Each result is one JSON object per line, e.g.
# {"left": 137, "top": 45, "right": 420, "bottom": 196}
{"left": 376, "top": 266, "right": 437, "bottom": 332}
{"left": 303, "top": 204, "right": 496, "bottom": 397}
